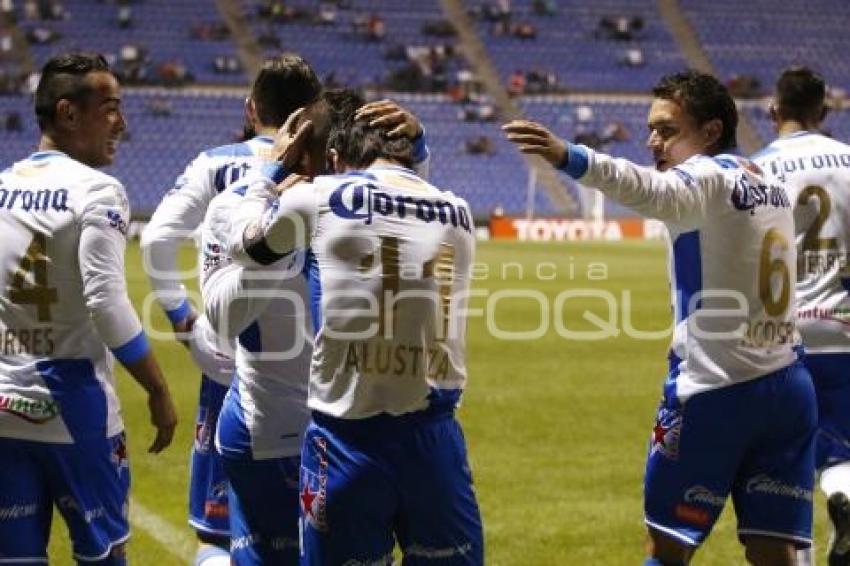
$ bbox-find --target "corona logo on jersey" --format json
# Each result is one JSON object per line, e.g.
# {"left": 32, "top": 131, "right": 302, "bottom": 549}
{"left": 730, "top": 177, "right": 791, "bottom": 214}
{"left": 0, "top": 393, "right": 59, "bottom": 424}
{"left": 0, "top": 186, "right": 69, "bottom": 212}
{"left": 329, "top": 181, "right": 472, "bottom": 233}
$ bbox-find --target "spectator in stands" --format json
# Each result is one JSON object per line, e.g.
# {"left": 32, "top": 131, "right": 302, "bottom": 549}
{"left": 621, "top": 47, "right": 645, "bottom": 67}
{"left": 575, "top": 104, "right": 594, "bottom": 123}
{"left": 508, "top": 69, "right": 525, "bottom": 96}
{"left": 213, "top": 55, "right": 242, "bottom": 75}
{"left": 317, "top": 1, "right": 337, "bottom": 25}
{"left": 532, "top": 0, "right": 557, "bottom": 16}
{"left": 366, "top": 13, "right": 385, "bottom": 41}
{"left": 119, "top": 43, "right": 144, "bottom": 64}
{"left": 146, "top": 98, "right": 172, "bottom": 118}
{"left": 23, "top": 0, "right": 37, "bottom": 21}
{"left": 602, "top": 120, "right": 629, "bottom": 143}
{"left": 1, "top": 0, "right": 14, "bottom": 24}
{"left": 727, "top": 74, "right": 762, "bottom": 98}
{"left": 25, "top": 26, "right": 60, "bottom": 45}
{"left": 117, "top": 5, "right": 131, "bottom": 29}
{"left": 421, "top": 19, "right": 455, "bottom": 37}
{"left": 257, "top": 25, "right": 280, "bottom": 48}
{"left": 573, "top": 128, "right": 604, "bottom": 150}
{"left": 4, "top": 110, "right": 22, "bottom": 132}
{"left": 38, "top": 0, "right": 65, "bottom": 21}
{"left": 828, "top": 86, "right": 846, "bottom": 111}
{"left": 157, "top": 60, "right": 191, "bottom": 86}
{"left": 0, "top": 32, "right": 12, "bottom": 54}
{"left": 464, "top": 135, "right": 495, "bottom": 155}
{"left": 596, "top": 15, "right": 643, "bottom": 41}
{"left": 191, "top": 23, "right": 230, "bottom": 41}
{"left": 525, "top": 68, "right": 557, "bottom": 94}
{"left": 513, "top": 22, "right": 537, "bottom": 40}
{"left": 458, "top": 102, "right": 496, "bottom": 123}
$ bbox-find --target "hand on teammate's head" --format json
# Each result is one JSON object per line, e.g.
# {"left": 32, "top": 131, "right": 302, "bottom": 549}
{"left": 355, "top": 99, "right": 422, "bottom": 139}
{"left": 272, "top": 107, "right": 314, "bottom": 171}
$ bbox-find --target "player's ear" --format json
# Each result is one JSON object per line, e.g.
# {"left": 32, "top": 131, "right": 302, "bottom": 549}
{"left": 701, "top": 118, "right": 722, "bottom": 152}
{"left": 55, "top": 98, "right": 78, "bottom": 131}
{"left": 327, "top": 148, "right": 340, "bottom": 173}
{"left": 245, "top": 97, "right": 259, "bottom": 130}
{"left": 768, "top": 102, "right": 779, "bottom": 124}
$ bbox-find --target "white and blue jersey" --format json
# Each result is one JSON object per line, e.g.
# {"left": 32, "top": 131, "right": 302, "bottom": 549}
{"left": 754, "top": 132, "right": 850, "bottom": 471}
{"left": 142, "top": 136, "right": 278, "bottom": 539}
{"left": 0, "top": 151, "right": 149, "bottom": 443}
{"left": 562, "top": 146, "right": 799, "bottom": 402}
{"left": 0, "top": 150, "right": 142, "bottom": 562}
{"left": 202, "top": 185, "right": 314, "bottom": 461}
{"left": 753, "top": 131, "right": 850, "bottom": 354}
{"left": 227, "top": 163, "right": 483, "bottom": 565}
{"left": 561, "top": 144, "right": 816, "bottom": 547}
{"left": 141, "top": 135, "right": 276, "bottom": 382}
{"left": 228, "top": 165, "right": 476, "bottom": 419}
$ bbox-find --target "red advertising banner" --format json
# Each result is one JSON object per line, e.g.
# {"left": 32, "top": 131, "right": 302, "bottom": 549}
{"left": 489, "top": 217, "right": 666, "bottom": 241}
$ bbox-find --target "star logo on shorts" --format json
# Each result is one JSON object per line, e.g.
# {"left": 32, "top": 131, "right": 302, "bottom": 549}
{"left": 301, "top": 483, "right": 318, "bottom": 520}
{"left": 651, "top": 408, "right": 681, "bottom": 460}
{"left": 652, "top": 422, "right": 668, "bottom": 447}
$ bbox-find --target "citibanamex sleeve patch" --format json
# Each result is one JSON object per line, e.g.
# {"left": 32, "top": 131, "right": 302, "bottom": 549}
{"left": 650, "top": 406, "right": 682, "bottom": 460}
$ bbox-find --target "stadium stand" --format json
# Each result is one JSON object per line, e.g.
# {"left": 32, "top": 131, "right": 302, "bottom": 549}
{"left": 17, "top": 0, "right": 245, "bottom": 85}
{"left": 7, "top": 0, "right": 850, "bottom": 219}
{"left": 680, "top": 0, "right": 850, "bottom": 94}
{"left": 243, "top": 0, "right": 466, "bottom": 91}
{"left": 473, "top": 0, "right": 686, "bottom": 93}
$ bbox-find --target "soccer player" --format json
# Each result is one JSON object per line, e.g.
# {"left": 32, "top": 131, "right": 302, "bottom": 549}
{"left": 0, "top": 52, "right": 177, "bottom": 564}
{"left": 504, "top": 70, "right": 817, "bottom": 566}
{"left": 222, "top": 89, "right": 482, "bottom": 565}
{"left": 201, "top": 90, "right": 434, "bottom": 565}
{"left": 752, "top": 67, "right": 850, "bottom": 566}
{"left": 140, "top": 53, "right": 322, "bottom": 565}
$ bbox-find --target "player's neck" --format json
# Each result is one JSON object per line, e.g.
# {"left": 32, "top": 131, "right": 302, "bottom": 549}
{"left": 37, "top": 135, "right": 63, "bottom": 155}
{"left": 254, "top": 126, "right": 278, "bottom": 137}
{"left": 367, "top": 157, "right": 407, "bottom": 170}
{"left": 777, "top": 120, "right": 813, "bottom": 138}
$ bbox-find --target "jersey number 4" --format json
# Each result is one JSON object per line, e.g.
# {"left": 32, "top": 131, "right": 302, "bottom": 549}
{"left": 8, "top": 232, "right": 58, "bottom": 322}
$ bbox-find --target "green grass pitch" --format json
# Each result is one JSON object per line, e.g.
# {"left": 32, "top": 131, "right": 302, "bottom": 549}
{"left": 46, "top": 239, "right": 828, "bottom": 564}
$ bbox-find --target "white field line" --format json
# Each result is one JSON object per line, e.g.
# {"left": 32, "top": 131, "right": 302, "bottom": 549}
{"left": 129, "top": 497, "right": 195, "bottom": 562}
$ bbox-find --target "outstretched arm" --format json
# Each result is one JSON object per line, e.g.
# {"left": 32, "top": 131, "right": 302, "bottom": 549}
{"left": 503, "top": 119, "right": 726, "bottom": 228}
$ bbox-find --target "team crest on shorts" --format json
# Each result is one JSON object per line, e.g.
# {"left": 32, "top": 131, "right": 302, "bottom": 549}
{"left": 650, "top": 406, "right": 681, "bottom": 460}
{"left": 194, "top": 419, "right": 213, "bottom": 453}
{"left": 111, "top": 434, "right": 129, "bottom": 473}
{"left": 300, "top": 436, "right": 329, "bottom": 532}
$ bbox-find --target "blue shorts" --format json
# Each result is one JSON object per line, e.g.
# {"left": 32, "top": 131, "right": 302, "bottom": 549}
{"left": 189, "top": 375, "right": 230, "bottom": 538}
{"left": 300, "top": 408, "right": 483, "bottom": 566}
{"left": 222, "top": 455, "right": 300, "bottom": 565}
{"left": 804, "top": 353, "right": 850, "bottom": 470}
{"left": 0, "top": 433, "right": 130, "bottom": 562}
{"left": 644, "top": 361, "right": 817, "bottom": 547}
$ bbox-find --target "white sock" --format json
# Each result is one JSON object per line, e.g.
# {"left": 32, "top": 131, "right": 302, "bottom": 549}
{"left": 821, "top": 462, "right": 850, "bottom": 497}
{"left": 796, "top": 546, "right": 814, "bottom": 566}
{"left": 195, "top": 543, "right": 230, "bottom": 566}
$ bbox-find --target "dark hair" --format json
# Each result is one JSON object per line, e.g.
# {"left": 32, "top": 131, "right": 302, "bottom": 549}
{"left": 652, "top": 70, "right": 738, "bottom": 154}
{"left": 34, "top": 52, "right": 111, "bottom": 131}
{"left": 251, "top": 53, "right": 321, "bottom": 128}
{"left": 325, "top": 90, "right": 415, "bottom": 170}
{"left": 775, "top": 66, "right": 826, "bottom": 125}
